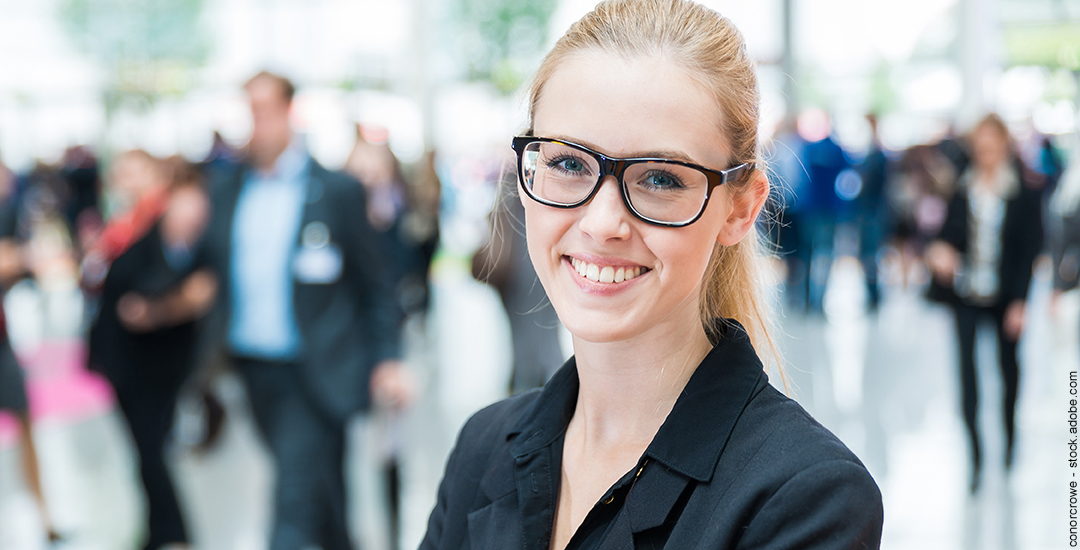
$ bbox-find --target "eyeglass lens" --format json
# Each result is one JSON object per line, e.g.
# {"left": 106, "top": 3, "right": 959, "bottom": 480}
{"left": 520, "top": 141, "right": 710, "bottom": 224}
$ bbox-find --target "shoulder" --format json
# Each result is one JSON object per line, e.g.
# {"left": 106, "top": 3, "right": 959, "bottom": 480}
{"left": 715, "top": 385, "right": 882, "bottom": 545}
{"left": 742, "top": 384, "right": 866, "bottom": 467}
{"left": 310, "top": 162, "right": 361, "bottom": 193}
{"left": 732, "top": 384, "right": 880, "bottom": 502}
{"left": 207, "top": 162, "right": 244, "bottom": 195}
{"left": 309, "top": 163, "right": 369, "bottom": 210}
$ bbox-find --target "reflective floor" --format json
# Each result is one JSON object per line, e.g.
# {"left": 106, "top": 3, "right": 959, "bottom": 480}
{"left": 0, "top": 255, "right": 1071, "bottom": 550}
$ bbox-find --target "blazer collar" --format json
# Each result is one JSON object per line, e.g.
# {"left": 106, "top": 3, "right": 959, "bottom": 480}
{"left": 507, "top": 319, "right": 769, "bottom": 482}
{"left": 508, "top": 355, "right": 578, "bottom": 458}
{"left": 645, "top": 320, "right": 768, "bottom": 482}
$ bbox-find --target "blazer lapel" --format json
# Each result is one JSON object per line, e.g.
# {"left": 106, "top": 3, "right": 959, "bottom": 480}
{"left": 596, "top": 511, "right": 635, "bottom": 550}
{"left": 214, "top": 167, "right": 246, "bottom": 263}
{"left": 295, "top": 165, "right": 324, "bottom": 246}
{"left": 594, "top": 466, "right": 692, "bottom": 550}
{"left": 624, "top": 466, "right": 692, "bottom": 533}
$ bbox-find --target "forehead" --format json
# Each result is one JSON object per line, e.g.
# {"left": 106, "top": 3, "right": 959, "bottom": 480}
{"left": 247, "top": 78, "right": 289, "bottom": 105}
{"left": 973, "top": 122, "right": 1006, "bottom": 141}
{"left": 533, "top": 49, "right": 729, "bottom": 167}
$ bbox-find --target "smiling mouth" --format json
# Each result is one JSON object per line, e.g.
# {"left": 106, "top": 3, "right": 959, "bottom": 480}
{"left": 568, "top": 257, "right": 650, "bottom": 284}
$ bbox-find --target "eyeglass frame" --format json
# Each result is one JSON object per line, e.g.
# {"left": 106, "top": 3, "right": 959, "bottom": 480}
{"left": 511, "top": 136, "right": 753, "bottom": 228}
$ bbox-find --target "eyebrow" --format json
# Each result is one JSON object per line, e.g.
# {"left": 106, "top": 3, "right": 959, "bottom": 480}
{"left": 542, "top": 134, "right": 702, "bottom": 164}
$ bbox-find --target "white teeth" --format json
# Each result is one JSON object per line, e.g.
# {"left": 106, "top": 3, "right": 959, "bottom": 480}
{"left": 568, "top": 258, "right": 646, "bottom": 284}
{"left": 586, "top": 263, "right": 600, "bottom": 282}
{"left": 599, "top": 266, "right": 615, "bottom": 283}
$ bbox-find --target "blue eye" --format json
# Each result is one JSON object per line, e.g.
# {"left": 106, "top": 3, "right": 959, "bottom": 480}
{"left": 640, "top": 170, "right": 686, "bottom": 190}
{"left": 546, "top": 155, "right": 591, "bottom": 176}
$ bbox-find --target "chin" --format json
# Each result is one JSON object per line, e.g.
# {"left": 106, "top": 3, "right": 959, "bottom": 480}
{"left": 558, "top": 310, "right": 640, "bottom": 345}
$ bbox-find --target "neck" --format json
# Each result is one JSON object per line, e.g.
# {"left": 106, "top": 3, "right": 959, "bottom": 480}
{"left": 253, "top": 139, "right": 291, "bottom": 173}
{"left": 568, "top": 318, "right": 712, "bottom": 452}
{"left": 975, "top": 161, "right": 1005, "bottom": 185}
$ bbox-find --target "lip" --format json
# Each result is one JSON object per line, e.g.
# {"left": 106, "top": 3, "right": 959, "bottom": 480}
{"left": 562, "top": 254, "right": 651, "bottom": 294}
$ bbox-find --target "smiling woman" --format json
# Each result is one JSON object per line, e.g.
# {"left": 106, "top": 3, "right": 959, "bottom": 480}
{"left": 420, "top": 2, "right": 883, "bottom": 549}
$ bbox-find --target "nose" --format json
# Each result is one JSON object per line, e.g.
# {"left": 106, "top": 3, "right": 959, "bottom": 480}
{"left": 578, "top": 175, "right": 632, "bottom": 242}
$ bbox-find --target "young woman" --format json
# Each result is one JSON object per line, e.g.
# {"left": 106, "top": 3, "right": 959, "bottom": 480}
{"left": 422, "top": 1, "right": 883, "bottom": 548}
{"left": 925, "top": 114, "right": 1043, "bottom": 492}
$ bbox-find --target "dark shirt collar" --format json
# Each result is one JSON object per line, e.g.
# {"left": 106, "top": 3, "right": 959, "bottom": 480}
{"left": 508, "top": 319, "right": 768, "bottom": 482}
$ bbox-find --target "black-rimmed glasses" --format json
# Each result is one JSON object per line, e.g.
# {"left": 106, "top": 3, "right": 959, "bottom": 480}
{"left": 511, "top": 136, "right": 752, "bottom": 227}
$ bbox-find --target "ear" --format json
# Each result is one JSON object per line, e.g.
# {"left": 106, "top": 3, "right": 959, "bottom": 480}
{"left": 716, "top": 171, "right": 769, "bottom": 246}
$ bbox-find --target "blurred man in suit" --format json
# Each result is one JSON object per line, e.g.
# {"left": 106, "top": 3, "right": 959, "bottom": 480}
{"left": 201, "top": 71, "right": 411, "bottom": 550}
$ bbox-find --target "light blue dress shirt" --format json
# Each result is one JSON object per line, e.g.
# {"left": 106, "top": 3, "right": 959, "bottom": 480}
{"left": 228, "top": 139, "right": 309, "bottom": 360}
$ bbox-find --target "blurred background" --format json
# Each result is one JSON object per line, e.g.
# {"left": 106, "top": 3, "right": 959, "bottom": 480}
{"left": 0, "top": 0, "right": 1077, "bottom": 549}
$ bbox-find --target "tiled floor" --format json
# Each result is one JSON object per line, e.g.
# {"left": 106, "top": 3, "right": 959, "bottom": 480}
{"left": 0, "top": 257, "right": 1070, "bottom": 549}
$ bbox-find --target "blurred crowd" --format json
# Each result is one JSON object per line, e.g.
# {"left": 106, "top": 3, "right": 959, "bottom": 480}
{"left": 772, "top": 109, "right": 1067, "bottom": 316}
{"left": 0, "top": 72, "right": 442, "bottom": 550}
{"left": 0, "top": 68, "right": 1078, "bottom": 550}
{"left": 771, "top": 108, "right": 1074, "bottom": 493}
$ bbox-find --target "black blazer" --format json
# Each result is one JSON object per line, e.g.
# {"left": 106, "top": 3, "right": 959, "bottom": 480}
{"left": 200, "top": 158, "right": 401, "bottom": 421}
{"left": 928, "top": 165, "right": 1043, "bottom": 307}
{"left": 88, "top": 224, "right": 202, "bottom": 395}
{"left": 421, "top": 323, "right": 883, "bottom": 550}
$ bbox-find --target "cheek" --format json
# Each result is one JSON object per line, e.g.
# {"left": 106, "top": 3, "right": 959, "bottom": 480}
{"left": 650, "top": 202, "right": 727, "bottom": 292}
{"left": 647, "top": 230, "right": 715, "bottom": 287}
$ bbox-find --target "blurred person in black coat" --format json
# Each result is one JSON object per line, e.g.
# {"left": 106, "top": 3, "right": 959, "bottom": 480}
{"left": 199, "top": 71, "right": 411, "bottom": 550}
{"left": 925, "top": 114, "right": 1044, "bottom": 492}
{"left": 88, "top": 159, "right": 217, "bottom": 550}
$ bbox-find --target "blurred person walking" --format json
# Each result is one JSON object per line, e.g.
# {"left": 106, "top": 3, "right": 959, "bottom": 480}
{"left": 87, "top": 154, "right": 218, "bottom": 550}
{"left": 792, "top": 109, "right": 851, "bottom": 314}
{"left": 200, "top": 71, "right": 409, "bottom": 550}
{"left": 855, "top": 114, "right": 891, "bottom": 311}
{"left": 343, "top": 126, "right": 439, "bottom": 550}
{"left": 889, "top": 144, "right": 957, "bottom": 288}
{"left": 471, "top": 170, "right": 564, "bottom": 394}
{"left": 770, "top": 116, "right": 811, "bottom": 312}
{"left": 0, "top": 158, "right": 62, "bottom": 546}
{"left": 344, "top": 125, "right": 439, "bottom": 318}
{"left": 925, "top": 114, "right": 1044, "bottom": 492}
{"left": 80, "top": 150, "right": 171, "bottom": 296}
{"left": 60, "top": 145, "right": 101, "bottom": 238}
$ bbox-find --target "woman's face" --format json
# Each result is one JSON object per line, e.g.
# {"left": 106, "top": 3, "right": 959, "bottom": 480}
{"left": 972, "top": 123, "right": 1008, "bottom": 173}
{"left": 524, "top": 49, "right": 741, "bottom": 345}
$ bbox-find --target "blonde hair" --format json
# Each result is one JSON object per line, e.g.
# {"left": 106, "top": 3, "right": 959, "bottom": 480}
{"left": 525, "top": 0, "right": 780, "bottom": 373}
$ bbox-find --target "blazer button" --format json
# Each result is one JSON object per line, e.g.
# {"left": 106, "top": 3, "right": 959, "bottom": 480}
{"left": 601, "top": 495, "right": 615, "bottom": 505}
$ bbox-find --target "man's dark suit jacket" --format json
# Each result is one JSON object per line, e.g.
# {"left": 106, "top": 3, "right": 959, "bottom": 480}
{"left": 421, "top": 322, "right": 883, "bottom": 550}
{"left": 201, "top": 159, "right": 401, "bottom": 422}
